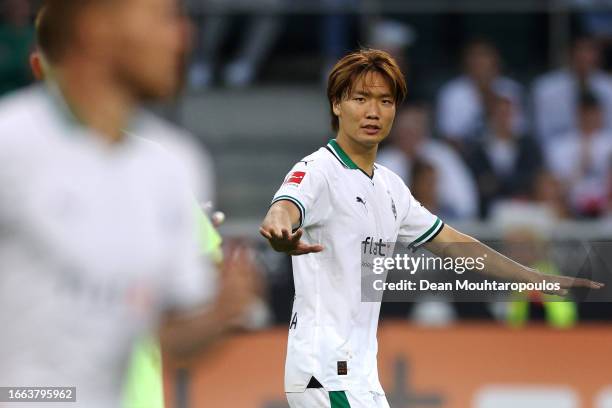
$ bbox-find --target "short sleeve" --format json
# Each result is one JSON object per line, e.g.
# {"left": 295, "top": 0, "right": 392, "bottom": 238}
{"left": 271, "top": 161, "right": 327, "bottom": 229}
{"left": 161, "top": 166, "right": 218, "bottom": 312}
{"left": 397, "top": 185, "right": 444, "bottom": 249}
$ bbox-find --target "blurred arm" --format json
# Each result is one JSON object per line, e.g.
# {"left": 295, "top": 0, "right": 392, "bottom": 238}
{"left": 425, "top": 224, "right": 603, "bottom": 295}
{"left": 159, "top": 243, "right": 258, "bottom": 359}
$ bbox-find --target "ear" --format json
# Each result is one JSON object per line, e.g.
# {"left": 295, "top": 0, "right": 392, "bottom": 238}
{"left": 332, "top": 101, "right": 341, "bottom": 117}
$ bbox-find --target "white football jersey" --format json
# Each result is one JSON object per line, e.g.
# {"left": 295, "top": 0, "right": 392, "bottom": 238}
{"left": 273, "top": 139, "right": 443, "bottom": 394}
{"left": 0, "top": 85, "right": 216, "bottom": 407}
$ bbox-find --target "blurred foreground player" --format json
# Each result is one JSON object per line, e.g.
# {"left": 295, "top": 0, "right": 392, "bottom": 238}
{"left": 0, "top": 0, "right": 243, "bottom": 406}
{"left": 260, "top": 49, "right": 604, "bottom": 408}
{"left": 27, "top": 5, "right": 260, "bottom": 408}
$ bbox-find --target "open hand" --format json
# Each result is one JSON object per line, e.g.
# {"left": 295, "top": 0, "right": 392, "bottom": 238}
{"left": 259, "top": 227, "right": 324, "bottom": 256}
{"left": 537, "top": 273, "right": 604, "bottom": 296}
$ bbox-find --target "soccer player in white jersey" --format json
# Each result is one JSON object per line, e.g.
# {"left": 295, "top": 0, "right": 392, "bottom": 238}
{"left": 260, "top": 49, "right": 604, "bottom": 408}
{"left": 0, "top": 0, "right": 247, "bottom": 406}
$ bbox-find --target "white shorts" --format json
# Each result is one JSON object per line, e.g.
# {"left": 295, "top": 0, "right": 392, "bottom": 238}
{"left": 286, "top": 388, "right": 390, "bottom": 408}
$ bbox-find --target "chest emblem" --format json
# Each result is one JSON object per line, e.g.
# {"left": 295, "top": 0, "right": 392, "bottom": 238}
{"left": 387, "top": 190, "right": 397, "bottom": 220}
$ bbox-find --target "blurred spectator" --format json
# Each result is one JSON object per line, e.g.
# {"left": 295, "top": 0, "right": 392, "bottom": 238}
{"left": 491, "top": 202, "right": 577, "bottom": 329}
{"left": 571, "top": 0, "right": 612, "bottom": 69}
{"left": 531, "top": 169, "right": 572, "bottom": 219}
{"left": 320, "top": 0, "right": 359, "bottom": 81}
{"left": 189, "top": 0, "right": 282, "bottom": 88}
{"left": 0, "top": 0, "right": 33, "bottom": 94}
{"left": 377, "top": 104, "right": 478, "bottom": 220}
{"left": 532, "top": 36, "right": 612, "bottom": 145}
{"left": 367, "top": 19, "right": 415, "bottom": 76}
{"left": 466, "top": 94, "right": 543, "bottom": 218}
{"left": 546, "top": 91, "right": 612, "bottom": 217}
{"left": 436, "top": 38, "right": 525, "bottom": 149}
{"left": 409, "top": 159, "right": 439, "bottom": 214}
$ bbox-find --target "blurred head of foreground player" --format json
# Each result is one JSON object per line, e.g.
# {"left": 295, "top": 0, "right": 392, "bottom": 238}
{"left": 327, "top": 49, "right": 407, "bottom": 173}
{"left": 35, "top": 0, "right": 190, "bottom": 140}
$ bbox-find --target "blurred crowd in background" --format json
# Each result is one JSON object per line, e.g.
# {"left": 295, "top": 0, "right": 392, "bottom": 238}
{"left": 7, "top": 0, "right": 612, "bottom": 221}
{"left": 3, "top": 0, "right": 612, "bottom": 328}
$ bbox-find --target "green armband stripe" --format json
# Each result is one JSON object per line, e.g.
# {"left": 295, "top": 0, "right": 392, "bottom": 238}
{"left": 411, "top": 218, "right": 443, "bottom": 248}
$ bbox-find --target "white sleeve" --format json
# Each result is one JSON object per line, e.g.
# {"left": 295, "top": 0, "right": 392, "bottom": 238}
{"left": 397, "top": 184, "right": 444, "bottom": 249}
{"left": 161, "top": 167, "right": 218, "bottom": 312}
{"left": 0, "top": 144, "right": 19, "bottom": 231}
{"left": 165, "top": 220, "right": 218, "bottom": 312}
{"left": 271, "top": 161, "right": 328, "bottom": 230}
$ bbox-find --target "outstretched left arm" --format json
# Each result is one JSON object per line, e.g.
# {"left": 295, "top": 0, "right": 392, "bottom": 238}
{"left": 424, "top": 224, "right": 604, "bottom": 296}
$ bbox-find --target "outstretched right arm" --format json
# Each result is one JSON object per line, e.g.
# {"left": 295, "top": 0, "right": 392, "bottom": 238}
{"left": 260, "top": 201, "right": 324, "bottom": 256}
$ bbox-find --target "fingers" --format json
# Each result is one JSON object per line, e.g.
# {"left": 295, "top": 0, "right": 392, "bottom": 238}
{"left": 281, "top": 229, "right": 290, "bottom": 241}
{"left": 554, "top": 276, "right": 605, "bottom": 290}
{"left": 290, "top": 229, "right": 303, "bottom": 243}
{"left": 534, "top": 273, "right": 605, "bottom": 297}
{"left": 260, "top": 225, "right": 324, "bottom": 255}
{"left": 569, "top": 278, "right": 605, "bottom": 289}
{"left": 259, "top": 226, "right": 287, "bottom": 242}
{"left": 289, "top": 244, "right": 324, "bottom": 256}
{"left": 549, "top": 288, "right": 569, "bottom": 297}
{"left": 259, "top": 227, "right": 272, "bottom": 240}
{"left": 309, "top": 244, "right": 324, "bottom": 253}
{"left": 223, "top": 240, "right": 250, "bottom": 265}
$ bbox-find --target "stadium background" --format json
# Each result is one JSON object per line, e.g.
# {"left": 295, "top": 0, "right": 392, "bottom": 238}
{"left": 3, "top": 0, "right": 612, "bottom": 406}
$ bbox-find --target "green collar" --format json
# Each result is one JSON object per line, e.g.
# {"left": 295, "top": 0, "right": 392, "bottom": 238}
{"left": 327, "top": 139, "right": 359, "bottom": 169}
{"left": 326, "top": 139, "right": 376, "bottom": 180}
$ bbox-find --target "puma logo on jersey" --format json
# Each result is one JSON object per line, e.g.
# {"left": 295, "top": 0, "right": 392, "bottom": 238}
{"left": 356, "top": 196, "right": 367, "bottom": 213}
{"left": 299, "top": 160, "right": 314, "bottom": 166}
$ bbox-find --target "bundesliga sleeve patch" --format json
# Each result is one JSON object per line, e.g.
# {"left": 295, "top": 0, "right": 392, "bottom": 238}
{"left": 285, "top": 171, "right": 306, "bottom": 185}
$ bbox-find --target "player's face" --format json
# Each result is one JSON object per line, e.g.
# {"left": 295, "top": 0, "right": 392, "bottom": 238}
{"left": 111, "top": 0, "right": 189, "bottom": 100}
{"left": 333, "top": 71, "right": 397, "bottom": 149}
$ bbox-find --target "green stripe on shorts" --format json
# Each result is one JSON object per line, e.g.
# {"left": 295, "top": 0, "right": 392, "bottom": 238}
{"left": 329, "top": 391, "right": 351, "bottom": 408}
